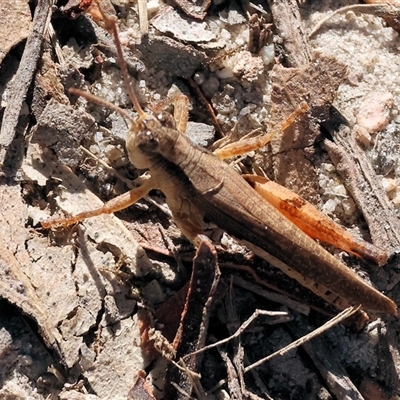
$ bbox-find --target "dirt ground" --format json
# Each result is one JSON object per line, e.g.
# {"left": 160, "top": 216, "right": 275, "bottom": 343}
{"left": 1, "top": 0, "right": 400, "bottom": 399}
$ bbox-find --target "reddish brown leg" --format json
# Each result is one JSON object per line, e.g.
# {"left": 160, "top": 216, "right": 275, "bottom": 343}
{"left": 42, "top": 178, "right": 155, "bottom": 229}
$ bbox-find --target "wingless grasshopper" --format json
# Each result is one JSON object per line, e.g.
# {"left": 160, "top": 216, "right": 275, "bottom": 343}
{"left": 42, "top": 6, "right": 397, "bottom": 318}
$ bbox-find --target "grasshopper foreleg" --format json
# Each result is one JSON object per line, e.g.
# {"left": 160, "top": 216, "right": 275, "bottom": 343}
{"left": 42, "top": 178, "right": 155, "bottom": 229}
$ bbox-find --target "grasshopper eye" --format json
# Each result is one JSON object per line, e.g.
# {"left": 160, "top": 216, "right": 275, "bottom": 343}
{"left": 136, "top": 130, "right": 160, "bottom": 153}
{"left": 156, "top": 112, "right": 176, "bottom": 129}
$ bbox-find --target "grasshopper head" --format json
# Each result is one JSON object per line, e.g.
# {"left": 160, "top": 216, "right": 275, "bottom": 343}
{"left": 126, "top": 112, "right": 180, "bottom": 169}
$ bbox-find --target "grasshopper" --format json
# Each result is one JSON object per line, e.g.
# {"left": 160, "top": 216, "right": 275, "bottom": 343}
{"left": 43, "top": 7, "right": 397, "bottom": 317}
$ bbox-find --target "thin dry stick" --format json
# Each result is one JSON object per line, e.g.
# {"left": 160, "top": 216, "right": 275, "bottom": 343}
{"left": 244, "top": 306, "right": 359, "bottom": 373}
{"left": 206, "top": 306, "right": 359, "bottom": 395}
{"left": 309, "top": 4, "right": 399, "bottom": 38}
{"left": 48, "top": 22, "right": 65, "bottom": 64}
{"left": 185, "top": 309, "right": 290, "bottom": 359}
{"left": 137, "top": 0, "right": 149, "bottom": 35}
{"left": 0, "top": 0, "right": 52, "bottom": 150}
{"left": 158, "top": 224, "right": 187, "bottom": 273}
{"left": 188, "top": 77, "right": 225, "bottom": 139}
{"left": 231, "top": 274, "right": 309, "bottom": 315}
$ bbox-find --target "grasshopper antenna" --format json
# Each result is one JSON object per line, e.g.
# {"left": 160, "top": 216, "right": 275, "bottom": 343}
{"left": 69, "top": 2, "right": 148, "bottom": 123}
{"left": 69, "top": 88, "right": 136, "bottom": 123}
{"left": 96, "top": 2, "right": 147, "bottom": 119}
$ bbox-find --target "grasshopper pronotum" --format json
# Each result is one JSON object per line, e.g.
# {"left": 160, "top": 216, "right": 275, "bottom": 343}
{"left": 42, "top": 6, "right": 396, "bottom": 317}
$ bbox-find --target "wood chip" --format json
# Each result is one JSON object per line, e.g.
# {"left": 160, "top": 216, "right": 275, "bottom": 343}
{"left": 151, "top": 6, "right": 216, "bottom": 43}
{"left": 171, "top": 0, "right": 211, "bottom": 21}
{"left": 269, "top": 53, "right": 347, "bottom": 203}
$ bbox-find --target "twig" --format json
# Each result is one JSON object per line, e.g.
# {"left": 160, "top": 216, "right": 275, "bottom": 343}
{"left": 231, "top": 274, "right": 309, "bottom": 315}
{"left": 0, "top": 0, "right": 52, "bottom": 154}
{"left": 309, "top": 3, "right": 400, "bottom": 38}
{"left": 137, "top": 0, "right": 149, "bottom": 35}
{"left": 324, "top": 119, "right": 400, "bottom": 254}
{"left": 188, "top": 78, "right": 225, "bottom": 139}
{"left": 287, "top": 317, "right": 366, "bottom": 400}
{"left": 207, "top": 307, "right": 359, "bottom": 395}
{"left": 244, "top": 306, "right": 359, "bottom": 373}
{"left": 186, "top": 309, "right": 291, "bottom": 359}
